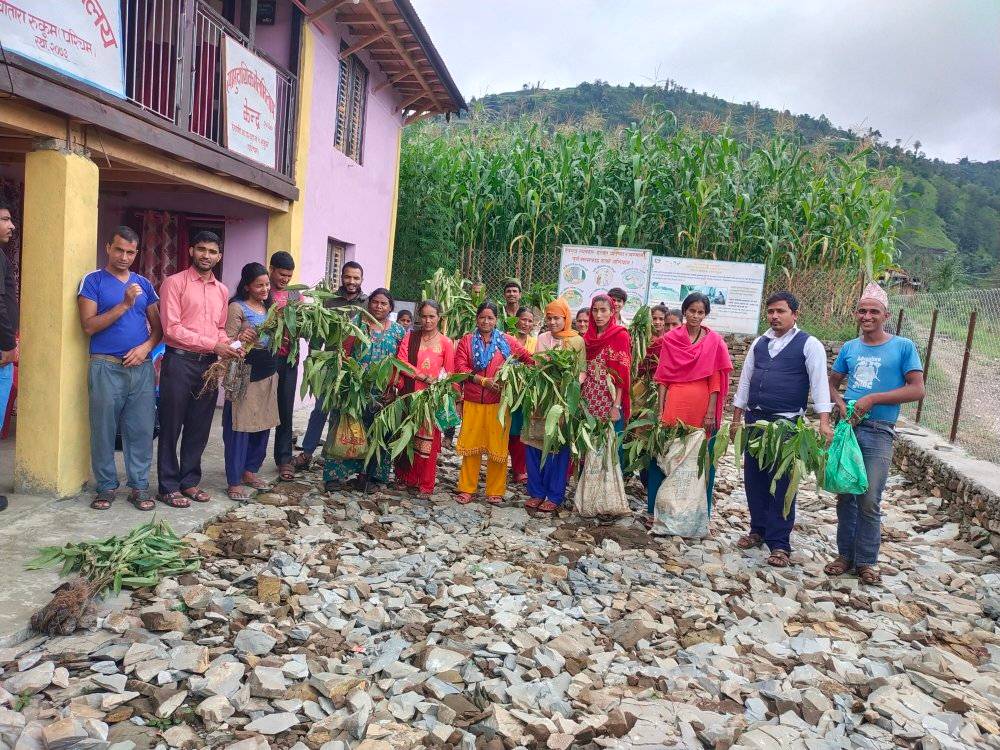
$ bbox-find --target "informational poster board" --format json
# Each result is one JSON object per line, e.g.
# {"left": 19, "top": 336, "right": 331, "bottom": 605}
{"left": 0, "top": 0, "right": 125, "bottom": 96}
{"left": 558, "top": 245, "right": 652, "bottom": 322}
{"left": 647, "top": 256, "right": 766, "bottom": 334}
{"left": 223, "top": 37, "right": 278, "bottom": 169}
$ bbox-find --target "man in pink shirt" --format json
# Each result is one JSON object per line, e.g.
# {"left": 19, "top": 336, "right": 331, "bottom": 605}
{"left": 156, "top": 231, "right": 241, "bottom": 508}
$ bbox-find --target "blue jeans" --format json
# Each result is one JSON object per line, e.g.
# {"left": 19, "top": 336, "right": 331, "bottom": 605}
{"left": 89, "top": 358, "right": 155, "bottom": 492}
{"left": 301, "top": 400, "right": 330, "bottom": 455}
{"left": 0, "top": 363, "right": 13, "bottom": 433}
{"left": 836, "top": 420, "right": 895, "bottom": 567}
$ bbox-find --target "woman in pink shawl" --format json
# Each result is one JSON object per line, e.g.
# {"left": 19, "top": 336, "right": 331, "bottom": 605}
{"left": 650, "top": 292, "right": 733, "bottom": 519}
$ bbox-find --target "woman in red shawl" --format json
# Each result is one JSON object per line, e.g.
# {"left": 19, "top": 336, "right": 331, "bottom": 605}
{"left": 582, "top": 294, "right": 632, "bottom": 428}
{"left": 651, "top": 292, "right": 733, "bottom": 519}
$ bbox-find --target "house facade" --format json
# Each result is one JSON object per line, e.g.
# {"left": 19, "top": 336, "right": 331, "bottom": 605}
{"left": 0, "top": 0, "right": 464, "bottom": 495}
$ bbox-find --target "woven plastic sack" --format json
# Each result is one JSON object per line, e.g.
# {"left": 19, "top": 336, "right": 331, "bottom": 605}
{"left": 824, "top": 402, "right": 869, "bottom": 495}
{"left": 574, "top": 425, "right": 629, "bottom": 517}
{"left": 652, "top": 431, "right": 709, "bottom": 538}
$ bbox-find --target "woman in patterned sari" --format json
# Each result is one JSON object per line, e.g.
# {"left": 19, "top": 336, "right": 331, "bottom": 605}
{"left": 323, "top": 289, "right": 406, "bottom": 492}
{"left": 582, "top": 295, "right": 632, "bottom": 430}
{"left": 394, "top": 300, "right": 456, "bottom": 497}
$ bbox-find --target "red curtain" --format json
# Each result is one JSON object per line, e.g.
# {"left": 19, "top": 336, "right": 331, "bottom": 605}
{"left": 136, "top": 210, "right": 180, "bottom": 289}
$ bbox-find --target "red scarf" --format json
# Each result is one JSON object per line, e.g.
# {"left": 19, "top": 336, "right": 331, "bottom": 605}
{"left": 583, "top": 299, "right": 632, "bottom": 420}
{"left": 654, "top": 324, "right": 733, "bottom": 427}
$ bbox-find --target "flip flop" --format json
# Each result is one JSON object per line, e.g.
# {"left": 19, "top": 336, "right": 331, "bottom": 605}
{"left": 228, "top": 486, "right": 255, "bottom": 502}
{"left": 278, "top": 464, "right": 295, "bottom": 481}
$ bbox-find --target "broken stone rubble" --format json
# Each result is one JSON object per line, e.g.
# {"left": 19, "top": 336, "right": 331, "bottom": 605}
{"left": 0, "top": 457, "right": 996, "bottom": 749}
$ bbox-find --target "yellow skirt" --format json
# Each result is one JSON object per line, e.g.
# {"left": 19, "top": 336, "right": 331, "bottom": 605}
{"left": 456, "top": 401, "right": 510, "bottom": 464}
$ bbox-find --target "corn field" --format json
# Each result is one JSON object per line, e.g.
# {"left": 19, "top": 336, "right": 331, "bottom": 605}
{"left": 391, "top": 108, "right": 900, "bottom": 304}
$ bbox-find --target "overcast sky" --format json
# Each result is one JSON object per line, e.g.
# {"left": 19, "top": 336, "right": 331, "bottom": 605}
{"left": 411, "top": 0, "right": 1000, "bottom": 163}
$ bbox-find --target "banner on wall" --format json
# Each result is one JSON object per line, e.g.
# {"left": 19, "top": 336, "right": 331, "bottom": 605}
{"left": 0, "top": 0, "right": 125, "bottom": 96}
{"left": 647, "top": 256, "right": 766, "bottom": 334}
{"left": 557, "top": 244, "right": 652, "bottom": 322}
{"left": 222, "top": 37, "right": 278, "bottom": 169}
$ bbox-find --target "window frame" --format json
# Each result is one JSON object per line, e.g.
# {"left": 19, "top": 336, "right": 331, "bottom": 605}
{"left": 334, "top": 46, "right": 369, "bottom": 164}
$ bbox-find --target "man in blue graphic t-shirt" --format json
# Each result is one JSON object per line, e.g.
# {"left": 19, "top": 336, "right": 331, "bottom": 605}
{"left": 826, "top": 283, "right": 924, "bottom": 586}
{"left": 77, "top": 226, "right": 161, "bottom": 511}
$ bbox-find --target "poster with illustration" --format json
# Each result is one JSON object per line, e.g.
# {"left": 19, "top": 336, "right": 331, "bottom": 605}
{"left": 558, "top": 245, "right": 652, "bottom": 322}
{"left": 647, "top": 257, "right": 765, "bottom": 334}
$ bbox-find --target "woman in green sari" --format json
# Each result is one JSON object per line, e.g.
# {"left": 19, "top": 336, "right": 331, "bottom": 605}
{"left": 323, "top": 288, "right": 405, "bottom": 492}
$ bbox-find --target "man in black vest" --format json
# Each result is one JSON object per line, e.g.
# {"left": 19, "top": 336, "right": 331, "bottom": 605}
{"left": 731, "top": 291, "right": 833, "bottom": 567}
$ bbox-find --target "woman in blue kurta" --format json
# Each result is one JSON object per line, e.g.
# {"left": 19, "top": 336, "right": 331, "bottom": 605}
{"left": 323, "top": 288, "right": 405, "bottom": 490}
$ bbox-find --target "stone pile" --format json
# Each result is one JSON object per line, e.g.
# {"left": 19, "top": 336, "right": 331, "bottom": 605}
{"left": 0, "top": 452, "right": 998, "bottom": 750}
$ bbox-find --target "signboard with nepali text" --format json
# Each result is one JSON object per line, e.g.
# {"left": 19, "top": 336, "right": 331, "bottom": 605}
{"left": 647, "top": 256, "right": 766, "bottom": 334}
{"left": 0, "top": 0, "right": 125, "bottom": 96}
{"left": 222, "top": 37, "right": 278, "bottom": 169}
{"left": 558, "top": 245, "right": 652, "bottom": 322}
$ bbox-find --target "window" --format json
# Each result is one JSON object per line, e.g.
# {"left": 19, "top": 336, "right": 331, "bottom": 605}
{"left": 335, "top": 48, "right": 369, "bottom": 163}
{"left": 326, "top": 239, "right": 346, "bottom": 286}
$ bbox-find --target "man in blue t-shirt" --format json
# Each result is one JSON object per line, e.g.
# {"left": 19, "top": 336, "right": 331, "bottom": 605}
{"left": 77, "top": 226, "right": 162, "bottom": 511}
{"left": 826, "top": 283, "right": 924, "bottom": 586}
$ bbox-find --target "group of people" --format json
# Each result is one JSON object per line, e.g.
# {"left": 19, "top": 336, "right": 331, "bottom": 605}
{"left": 0, "top": 208, "right": 926, "bottom": 583}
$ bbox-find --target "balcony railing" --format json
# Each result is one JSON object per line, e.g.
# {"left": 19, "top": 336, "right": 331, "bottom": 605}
{"left": 120, "top": 0, "right": 296, "bottom": 179}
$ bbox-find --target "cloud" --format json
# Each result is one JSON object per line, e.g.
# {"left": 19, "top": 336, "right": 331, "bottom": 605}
{"left": 412, "top": 0, "right": 1000, "bottom": 161}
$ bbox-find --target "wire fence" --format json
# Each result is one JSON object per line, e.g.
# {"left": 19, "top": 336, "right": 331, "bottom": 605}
{"left": 891, "top": 288, "right": 1000, "bottom": 465}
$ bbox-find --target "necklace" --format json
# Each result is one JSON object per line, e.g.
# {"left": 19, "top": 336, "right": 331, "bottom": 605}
{"left": 688, "top": 327, "right": 703, "bottom": 345}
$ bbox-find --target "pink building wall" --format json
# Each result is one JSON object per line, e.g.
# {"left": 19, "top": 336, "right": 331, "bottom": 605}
{"left": 297, "top": 18, "right": 403, "bottom": 292}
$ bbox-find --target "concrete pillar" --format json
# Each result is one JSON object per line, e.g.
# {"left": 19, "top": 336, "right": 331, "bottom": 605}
{"left": 266, "top": 24, "right": 315, "bottom": 280}
{"left": 15, "top": 142, "right": 99, "bottom": 497}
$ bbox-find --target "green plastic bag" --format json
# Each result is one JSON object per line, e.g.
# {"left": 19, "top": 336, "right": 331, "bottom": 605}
{"left": 824, "top": 401, "right": 869, "bottom": 495}
{"left": 435, "top": 397, "right": 461, "bottom": 431}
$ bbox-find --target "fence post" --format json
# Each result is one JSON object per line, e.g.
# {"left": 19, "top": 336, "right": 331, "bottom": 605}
{"left": 895, "top": 308, "right": 904, "bottom": 336}
{"left": 949, "top": 310, "right": 977, "bottom": 443}
{"left": 914, "top": 308, "right": 938, "bottom": 424}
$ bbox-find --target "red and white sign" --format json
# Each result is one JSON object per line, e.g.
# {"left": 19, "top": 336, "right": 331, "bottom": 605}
{"left": 0, "top": 0, "right": 125, "bottom": 96}
{"left": 222, "top": 37, "right": 277, "bottom": 169}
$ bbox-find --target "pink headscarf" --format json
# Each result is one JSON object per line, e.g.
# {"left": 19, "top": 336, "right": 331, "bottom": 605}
{"left": 654, "top": 324, "right": 733, "bottom": 428}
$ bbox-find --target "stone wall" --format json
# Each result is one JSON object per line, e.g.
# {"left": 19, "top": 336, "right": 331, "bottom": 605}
{"left": 721, "top": 334, "right": 842, "bottom": 406}
{"left": 892, "top": 423, "right": 1000, "bottom": 544}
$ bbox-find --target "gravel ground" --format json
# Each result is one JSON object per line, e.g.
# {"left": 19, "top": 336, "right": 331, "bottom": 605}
{"left": 1, "top": 449, "right": 999, "bottom": 750}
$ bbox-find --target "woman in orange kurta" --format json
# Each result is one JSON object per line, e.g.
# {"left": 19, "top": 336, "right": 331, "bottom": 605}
{"left": 395, "top": 300, "right": 455, "bottom": 496}
{"left": 651, "top": 292, "right": 733, "bottom": 517}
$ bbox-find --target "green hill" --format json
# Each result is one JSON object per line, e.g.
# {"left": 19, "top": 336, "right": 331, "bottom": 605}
{"left": 475, "top": 82, "right": 1000, "bottom": 287}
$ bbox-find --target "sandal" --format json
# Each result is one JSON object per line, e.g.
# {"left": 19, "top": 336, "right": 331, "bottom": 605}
{"left": 824, "top": 557, "right": 854, "bottom": 576}
{"left": 737, "top": 533, "right": 764, "bottom": 550}
{"left": 537, "top": 500, "right": 559, "bottom": 513}
{"left": 514, "top": 473, "right": 528, "bottom": 484}
{"left": 90, "top": 490, "right": 115, "bottom": 510}
{"left": 486, "top": 496, "right": 504, "bottom": 506}
{"left": 525, "top": 497, "right": 543, "bottom": 509}
{"left": 242, "top": 474, "right": 269, "bottom": 490}
{"left": 158, "top": 492, "right": 191, "bottom": 509}
{"left": 292, "top": 452, "right": 312, "bottom": 469}
{"left": 278, "top": 464, "right": 295, "bottom": 481}
{"left": 856, "top": 565, "right": 882, "bottom": 585}
{"left": 228, "top": 486, "right": 255, "bottom": 502}
{"left": 128, "top": 489, "right": 155, "bottom": 512}
{"left": 767, "top": 549, "right": 791, "bottom": 568}
{"left": 455, "top": 492, "right": 473, "bottom": 505}
{"left": 181, "top": 487, "right": 212, "bottom": 503}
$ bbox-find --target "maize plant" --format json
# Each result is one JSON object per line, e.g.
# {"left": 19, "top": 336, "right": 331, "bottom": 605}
{"left": 421, "top": 268, "right": 485, "bottom": 338}
{"left": 392, "top": 107, "right": 900, "bottom": 301}
{"left": 628, "top": 305, "right": 653, "bottom": 380}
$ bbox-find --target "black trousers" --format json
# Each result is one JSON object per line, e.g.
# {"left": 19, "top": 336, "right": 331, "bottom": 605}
{"left": 273, "top": 358, "right": 299, "bottom": 467}
{"left": 157, "top": 350, "right": 218, "bottom": 494}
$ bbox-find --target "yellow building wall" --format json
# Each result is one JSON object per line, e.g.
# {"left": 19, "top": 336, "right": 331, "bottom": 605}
{"left": 15, "top": 146, "right": 99, "bottom": 497}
